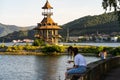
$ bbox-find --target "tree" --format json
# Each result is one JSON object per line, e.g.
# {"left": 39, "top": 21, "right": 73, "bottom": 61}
{"left": 102, "top": 0, "right": 120, "bottom": 26}
{"left": 102, "top": 0, "right": 120, "bottom": 12}
{"left": 32, "top": 39, "right": 45, "bottom": 46}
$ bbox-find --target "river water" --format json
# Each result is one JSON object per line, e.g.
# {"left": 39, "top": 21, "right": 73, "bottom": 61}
{"left": 0, "top": 42, "right": 118, "bottom": 80}
{"left": 1, "top": 42, "right": 120, "bottom": 47}
{"left": 0, "top": 55, "right": 100, "bottom": 80}
{"left": 59, "top": 42, "right": 120, "bottom": 47}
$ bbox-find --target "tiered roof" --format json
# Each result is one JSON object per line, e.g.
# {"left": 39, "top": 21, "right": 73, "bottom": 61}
{"left": 41, "top": 17, "right": 54, "bottom": 24}
{"left": 35, "top": 0, "right": 61, "bottom": 30}
{"left": 35, "top": 17, "right": 61, "bottom": 30}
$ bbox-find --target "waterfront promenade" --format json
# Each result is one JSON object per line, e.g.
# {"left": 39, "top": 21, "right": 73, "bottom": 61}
{"left": 104, "top": 67, "right": 120, "bottom": 80}
{"left": 66, "top": 56, "right": 120, "bottom": 80}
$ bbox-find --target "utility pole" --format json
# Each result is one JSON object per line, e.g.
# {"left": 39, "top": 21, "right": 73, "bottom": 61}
{"left": 66, "top": 27, "right": 69, "bottom": 42}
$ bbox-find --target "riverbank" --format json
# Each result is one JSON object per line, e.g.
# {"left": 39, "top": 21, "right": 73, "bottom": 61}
{"left": 0, "top": 43, "right": 120, "bottom": 56}
{"left": 0, "top": 51, "right": 98, "bottom": 57}
{"left": 0, "top": 50, "right": 68, "bottom": 56}
{"left": 1, "top": 42, "right": 120, "bottom": 47}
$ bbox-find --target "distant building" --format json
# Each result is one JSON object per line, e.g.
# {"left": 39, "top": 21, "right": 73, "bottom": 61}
{"left": 23, "top": 39, "right": 34, "bottom": 43}
{"left": 12, "top": 40, "right": 22, "bottom": 43}
{"left": 69, "top": 36, "right": 79, "bottom": 42}
{"left": 12, "top": 39, "right": 34, "bottom": 43}
{"left": 111, "top": 37, "right": 118, "bottom": 42}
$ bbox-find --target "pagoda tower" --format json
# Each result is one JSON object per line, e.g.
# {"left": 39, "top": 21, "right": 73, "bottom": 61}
{"left": 34, "top": 0, "right": 61, "bottom": 44}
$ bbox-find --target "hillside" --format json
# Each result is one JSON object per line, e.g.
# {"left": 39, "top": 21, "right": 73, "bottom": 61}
{"left": 0, "top": 30, "right": 35, "bottom": 42}
{"left": 0, "top": 23, "right": 20, "bottom": 37}
{"left": 59, "top": 12, "right": 120, "bottom": 37}
{"left": 0, "top": 23, "right": 35, "bottom": 37}
{"left": 0, "top": 12, "right": 120, "bottom": 42}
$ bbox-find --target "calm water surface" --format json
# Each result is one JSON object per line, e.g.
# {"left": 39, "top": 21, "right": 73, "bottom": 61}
{"left": 0, "top": 55, "right": 99, "bottom": 80}
{"left": 59, "top": 42, "right": 120, "bottom": 47}
{"left": 0, "top": 42, "right": 118, "bottom": 80}
{"left": 1, "top": 42, "right": 120, "bottom": 47}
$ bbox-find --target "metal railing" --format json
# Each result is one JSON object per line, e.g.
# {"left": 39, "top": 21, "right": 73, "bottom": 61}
{"left": 42, "top": 12, "right": 53, "bottom": 16}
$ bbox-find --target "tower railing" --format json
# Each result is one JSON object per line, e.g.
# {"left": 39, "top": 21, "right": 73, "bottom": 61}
{"left": 42, "top": 12, "right": 53, "bottom": 16}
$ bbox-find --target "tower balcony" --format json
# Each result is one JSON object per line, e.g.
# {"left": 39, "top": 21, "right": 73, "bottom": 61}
{"left": 42, "top": 12, "right": 53, "bottom": 16}
{"left": 52, "top": 35, "right": 62, "bottom": 38}
{"left": 34, "top": 34, "right": 42, "bottom": 38}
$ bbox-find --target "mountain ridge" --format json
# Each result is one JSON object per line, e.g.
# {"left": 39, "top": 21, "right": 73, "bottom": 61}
{"left": 0, "top": 12, "right": 120, "bottom": 42}
{"left": 0, "top": 23, "right": 35, "bottom": 37}
{"left": 60, "top": 12, "right": 119, "bottom": 37}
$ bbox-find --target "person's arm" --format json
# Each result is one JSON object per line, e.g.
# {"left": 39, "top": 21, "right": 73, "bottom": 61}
{"left": 98, "top": 52, "right": 101, "bottom": 56}
{"left": 74, "top": 56, "right": 79, "bottom": 68}
{"left": 67, "top": 60, "right": 74, "bottom": 63}
{"left": 74, "top": 65, "right": 79, "bottom": 68}
{"left": 104, "top": 52, "right": 107, "bottom": 57}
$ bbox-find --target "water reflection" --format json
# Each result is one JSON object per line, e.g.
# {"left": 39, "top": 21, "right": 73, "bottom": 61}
{"left": 0, "top": 55, "right": 100, "bottom": 80}
{"left": 34, "top": 56, "right": 100, "bottom": 80}
{"left": 35, "top": 56, "right": 61, "bottom": 80}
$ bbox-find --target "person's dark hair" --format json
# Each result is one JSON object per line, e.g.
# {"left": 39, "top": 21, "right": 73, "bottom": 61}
{"left": 68, "top": 46, "right": 73, "bottom": 51}
{"left": 103, "top": 48, "right": 106, "bottom": 52}
{"left": 67, "top": 46, "right": 73, "bottom": 55}
{"left": 73, "top": 47, "right": 78, "bottom": 56}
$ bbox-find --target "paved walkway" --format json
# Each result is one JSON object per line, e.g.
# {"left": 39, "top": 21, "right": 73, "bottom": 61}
{"left": 104, "top": 67, "right": 120, "bottom": 80}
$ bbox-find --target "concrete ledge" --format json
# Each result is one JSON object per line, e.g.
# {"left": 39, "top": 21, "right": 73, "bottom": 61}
{"left": 65, "top": 57, "right": 120, "bottom": 80}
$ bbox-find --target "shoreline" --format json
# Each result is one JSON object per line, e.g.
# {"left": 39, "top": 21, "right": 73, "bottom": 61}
{"left": 0, "top": 42, "right": 120, "bottom": 47}
{"left": 0, "top": 51, "right": 97, "bottom": 56}
{"left": 0, "top": 51, "right": 68, "bottom": 56}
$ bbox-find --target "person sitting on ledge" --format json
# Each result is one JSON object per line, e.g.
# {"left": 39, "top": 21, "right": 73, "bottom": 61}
{"left": 65, "top": 47, "right": 87, "bottom": 79}
{"left": 99, "top": 48, "right": 107, "bottom": 60}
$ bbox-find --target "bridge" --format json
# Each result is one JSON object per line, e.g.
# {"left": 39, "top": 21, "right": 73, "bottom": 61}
{"left": 66, "top": 56, "right": 120, "bottom": 80}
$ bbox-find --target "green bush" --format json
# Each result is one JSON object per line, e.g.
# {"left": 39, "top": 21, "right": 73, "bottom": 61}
{"left": 41, "top": 45, "right": 65, "bottom": 54}
{"left": 87, "top": 46, "right": 98, "bottom": 53}
{"left": 17, "top": 45, "right": 24, "bottom": 50}
{"left": 79, "top": 46, "right": 98, "bottom": 53}
{"left": 12, "top": 46, "right": 19, "bottom": 51}
{"left": 6, "top": 45, "right": 39, "bottom": 52}
{"left": 96, "top": 46, "right": 104, "bottom": 52}
{"left": 32, "top": 39, "right": 45, "bottom": 46}
{"left": 24, "top": 45, "right": 37, "bottom": 50}
{"left": 6, "top": 46, "right": 13, "bottom": 52}
{"left": 0, "top": 43, "right": 5, "bottom": 48}
{"left": 78, "top": 46, "right": 111, "bottom": 54}
{"left": 6, "top": 45, "right": 24, "bottom": 52}
{"left": 109, "top": 47, "right": 120, "bottom": 56}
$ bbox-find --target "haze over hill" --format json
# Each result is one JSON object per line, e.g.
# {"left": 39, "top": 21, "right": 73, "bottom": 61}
{"left": 0, "top": 23, "right": 35, "bottom": 37}
{"left": 0, "top": 12, "right": 120, "bottom": 42}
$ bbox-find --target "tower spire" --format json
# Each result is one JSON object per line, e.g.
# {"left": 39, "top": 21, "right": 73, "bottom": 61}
{"left": 42, "top": 0, "right": 53, "bottom": 9}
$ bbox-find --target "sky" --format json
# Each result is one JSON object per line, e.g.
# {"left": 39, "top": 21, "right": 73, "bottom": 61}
{"left": 0, "top": 0, "right": 105, "bottom": 27}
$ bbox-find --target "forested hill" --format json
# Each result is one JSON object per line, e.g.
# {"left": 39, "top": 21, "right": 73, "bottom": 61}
{"left": 0, "top": 23, "right": 35, "bottom": 37}
{"left": 0, "top": 23, "right": 21, "bottom": 37}
{"left": 0, "top": 30, "right": 35, "bottom": 42}
{"left": 0, "top": 12, "right": 120, "bottom": 42}
{"left": 59, "top": 12, "right": 120, "bottom": 37}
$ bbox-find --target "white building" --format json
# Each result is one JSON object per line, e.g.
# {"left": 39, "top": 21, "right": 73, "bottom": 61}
{"left": 111, "top": 37, "right": 118, "bottom": 42}
{"left": 69, "top": 36, "right": 79, "bottom": 42}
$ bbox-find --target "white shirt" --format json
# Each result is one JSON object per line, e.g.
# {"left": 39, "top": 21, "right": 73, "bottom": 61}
{"left": 74, "top": 54, "right": 87, "bottom": 66}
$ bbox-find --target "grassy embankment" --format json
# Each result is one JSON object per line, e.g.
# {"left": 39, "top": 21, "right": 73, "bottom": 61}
{"left": 0, "top": 43, "right": 120, "bottom": 56}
